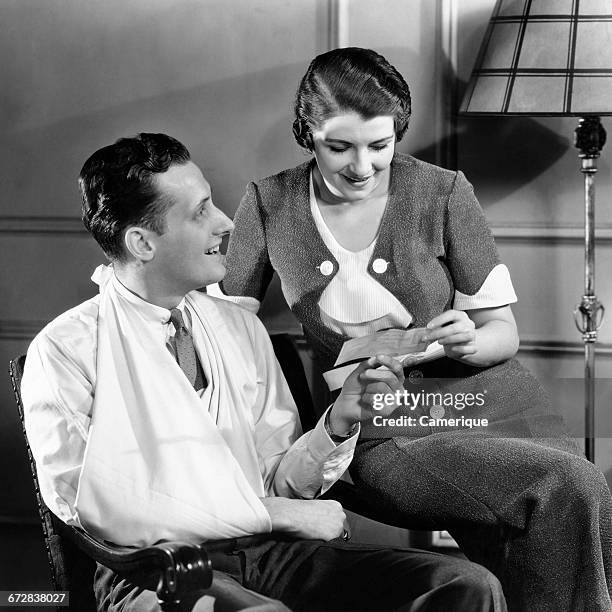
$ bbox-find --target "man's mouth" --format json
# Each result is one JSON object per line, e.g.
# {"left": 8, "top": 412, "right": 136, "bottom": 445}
{"left": 204, "top": 246, "right": 220, "bottom": 255}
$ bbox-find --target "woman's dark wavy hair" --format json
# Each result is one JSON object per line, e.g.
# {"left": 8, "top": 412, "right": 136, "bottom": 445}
{"left": 79, "top": 133, "right": 190, "bottom": 261}
{"left": 293, "top": 47, "right": 411, "bottom": 151}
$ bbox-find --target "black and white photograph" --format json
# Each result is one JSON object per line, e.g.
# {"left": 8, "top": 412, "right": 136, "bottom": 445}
{"left": 1, "top": 1, "right": 611, "bottom": 610}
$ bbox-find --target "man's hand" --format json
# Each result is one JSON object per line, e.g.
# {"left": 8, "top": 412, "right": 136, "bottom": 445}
{"left": 330, "top": 354, "right": 405, "bottom": 436}
{"left": 260, "top": 497, "right": 347, "bottom": 541}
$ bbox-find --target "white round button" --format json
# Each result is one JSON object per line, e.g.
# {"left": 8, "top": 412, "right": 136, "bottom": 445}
{"left": 429, "top": 405, "right": 445, "bottom": 419}
{"left": 407, "top": 369, "right": 423, "bottom": 384}
{"left": 372, "top": 258, "right": 388, "bottom": 274}
{"left": 319, "top": 260, "right": 334, "bottom": 276}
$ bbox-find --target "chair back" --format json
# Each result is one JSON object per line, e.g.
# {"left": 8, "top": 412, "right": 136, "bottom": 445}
{"left": 9, "top": 356, "right": 97, "bottom": 612}
{"left": 269, "top": 334, "right": 316, "bottom": 431}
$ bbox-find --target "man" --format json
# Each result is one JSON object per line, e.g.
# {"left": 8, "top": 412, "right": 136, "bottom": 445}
{"left": 22, "top": 133, "right": 506, "bottom": 611}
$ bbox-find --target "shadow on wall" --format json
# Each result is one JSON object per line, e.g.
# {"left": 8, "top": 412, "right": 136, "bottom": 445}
{"left": 1, "top": 62, "right": 311, "bottom": 221}
{"left": 412, "top": 53, "right": 571, "bottom": 206}
{"left": 415, "top": 114, "right": 571, "bottom": 195}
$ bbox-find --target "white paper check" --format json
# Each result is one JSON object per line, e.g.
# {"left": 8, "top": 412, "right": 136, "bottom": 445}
{"left": 324, "top": 328, "right": 445, "bottom": 391}
{"left": 334, "top": 328, "right": 430, "bottom": 366}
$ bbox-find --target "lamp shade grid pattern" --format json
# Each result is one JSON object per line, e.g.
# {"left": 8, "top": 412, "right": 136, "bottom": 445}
{"left": 460, "top": 0, "right": 612, "bottom": 116}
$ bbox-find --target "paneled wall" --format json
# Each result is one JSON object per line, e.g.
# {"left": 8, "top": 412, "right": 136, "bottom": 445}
{"left": 456, "top": 0, "right": 612, "bottom": 480}
{"left": 2, "top": 0, "right": 611, "bottom": 529}
{"left": 0, "top": 0, "right": 449, "bottom": 524}
{"left": 0, "top": 0, "right": 327, "bottom": 521}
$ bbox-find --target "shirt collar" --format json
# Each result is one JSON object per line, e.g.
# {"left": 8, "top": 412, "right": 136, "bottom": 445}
{"left": 110, "top": 271, "right": 186, "bottom": 325}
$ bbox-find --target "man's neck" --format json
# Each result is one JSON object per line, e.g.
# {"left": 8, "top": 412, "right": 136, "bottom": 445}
{"left": 114, "top": 264, "right": 186, "bottom": 310}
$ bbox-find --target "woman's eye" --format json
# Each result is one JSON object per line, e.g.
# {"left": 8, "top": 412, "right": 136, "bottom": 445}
{"left": 371, "top": 143, "right": 390, "bottom": 152}
{"left": 327, "top": 145, "right": 348, "bottom": 153}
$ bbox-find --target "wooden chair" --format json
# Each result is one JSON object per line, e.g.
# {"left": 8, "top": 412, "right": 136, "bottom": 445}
{"left": 9, "top": 355, "right": 212, "bottom": 612}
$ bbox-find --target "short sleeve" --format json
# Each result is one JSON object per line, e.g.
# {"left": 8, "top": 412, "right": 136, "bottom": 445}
{"left": 445, "top": 172, "right": 517, "bottom": 309}
{"left": 221, "top": 182, "right": 275, "bottom": 304}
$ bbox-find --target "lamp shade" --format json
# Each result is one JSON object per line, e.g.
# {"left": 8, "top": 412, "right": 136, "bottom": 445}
{"left": 460, "top": 0, "right": 612, "bottom": 116}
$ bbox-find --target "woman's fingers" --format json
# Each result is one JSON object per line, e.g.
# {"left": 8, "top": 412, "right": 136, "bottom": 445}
{"left": 436, "top": 331, "right": 476, "bottom": 346}
{"left": 445, "top": 342, "right": 477, "bottom": 355}
{"left": 426, "top": 309, "right": 466, "bottom": 329}
{"left": 424, "top": 311, "right": 475, "bottom": 344}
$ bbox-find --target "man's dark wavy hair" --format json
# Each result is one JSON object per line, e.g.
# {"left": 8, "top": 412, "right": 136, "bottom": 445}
{"left": 79, "top": 132, "right": 191, "bottom": 261}
{"left": 293, "top": 47, "right": 411, "bottom": 151}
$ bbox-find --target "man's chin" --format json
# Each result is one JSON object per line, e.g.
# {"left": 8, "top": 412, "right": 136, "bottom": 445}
{"left": 199, "top": 266, "right": 226, "bottom": 289}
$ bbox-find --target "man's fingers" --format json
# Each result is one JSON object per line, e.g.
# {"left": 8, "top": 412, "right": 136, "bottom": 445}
{"left": 374, "top": 354, "right": 404, "bottom": 378}
{"left": 362, "top": 391, "right": 387, "bottom": 406}
{"left": 348, "top": 355, "right": 404, "bottom": 388}
{"left": 359, "top": 368, "right": 400, "bottom": 384}
{"left": 360, "top": 383, "right": 394, "bottom": 401}
{"left": 348, "top": 356, "right": 379, "bottom": 377}
{"left": 359, "top": 368, "right": 404, "bottom": 394}
{"left": 358, "top": 355, "right": 404, "bottom": 381}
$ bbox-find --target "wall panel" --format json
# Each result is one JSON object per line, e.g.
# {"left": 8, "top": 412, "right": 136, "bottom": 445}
{"left": 456, "top": 0, "right": 612, "bottom": 479}
{"left": 0, "top": 235, "right": 103, "bottom": 323}
{"left": 518, "top": 348, "right": 612, "bottom": 485}
{"left": 0, "top": 0, "right": 325, "bottom": 522}
{"left": 494, "top": 233, "right": 612, "bottom": 345}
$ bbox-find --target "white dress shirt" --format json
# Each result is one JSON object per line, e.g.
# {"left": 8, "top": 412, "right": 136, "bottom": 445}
{"left": 22, "top": 269, "right": 357, "bottom": 545}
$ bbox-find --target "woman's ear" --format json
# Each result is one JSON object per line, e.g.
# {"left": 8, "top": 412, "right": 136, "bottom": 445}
{"left": 123, "top": 227, "right": 155, "bottom": 262}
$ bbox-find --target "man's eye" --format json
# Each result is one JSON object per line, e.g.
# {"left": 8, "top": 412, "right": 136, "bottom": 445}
{"left": 371, "top": 143, "right": 390, "bottom": 152}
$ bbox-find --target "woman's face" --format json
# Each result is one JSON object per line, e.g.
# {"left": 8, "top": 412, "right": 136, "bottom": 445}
{"left": 311, "top": 112, "right": 395, "bottom": 202}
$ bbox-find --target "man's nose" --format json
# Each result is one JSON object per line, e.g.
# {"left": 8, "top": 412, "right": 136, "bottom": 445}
{"left": 214, "top": 207, "right": 235, "bottom": 235}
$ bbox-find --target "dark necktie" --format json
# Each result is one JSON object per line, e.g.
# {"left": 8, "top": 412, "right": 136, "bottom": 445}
{"left": 169, "top": 308, "right": 198, "bottom": 388}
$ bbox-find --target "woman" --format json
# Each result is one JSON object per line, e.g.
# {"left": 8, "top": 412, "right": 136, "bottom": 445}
{"left": 220, "top": 47, "right": 612, "bottom": 611}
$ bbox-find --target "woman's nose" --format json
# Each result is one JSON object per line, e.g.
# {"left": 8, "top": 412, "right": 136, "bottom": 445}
{"left": 350, "top": 149, "right": 373, "bottom": 177}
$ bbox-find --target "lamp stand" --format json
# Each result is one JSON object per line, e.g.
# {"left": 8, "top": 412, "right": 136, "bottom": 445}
{"left": 573, "top": 116, "right": 606, "bottom": 463}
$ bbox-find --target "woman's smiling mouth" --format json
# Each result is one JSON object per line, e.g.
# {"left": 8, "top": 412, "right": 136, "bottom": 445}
{"left": 341, "top": 173, "right": 374, "bottom": 186}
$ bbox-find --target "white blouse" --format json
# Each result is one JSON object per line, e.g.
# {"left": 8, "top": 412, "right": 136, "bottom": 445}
{"left": 309, "top": 172, "right": 517, "bottom": 338}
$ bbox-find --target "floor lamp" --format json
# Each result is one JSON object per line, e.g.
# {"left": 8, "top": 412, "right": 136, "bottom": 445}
{"left": 459, "top": 0, "right": 612, "bottom": 463}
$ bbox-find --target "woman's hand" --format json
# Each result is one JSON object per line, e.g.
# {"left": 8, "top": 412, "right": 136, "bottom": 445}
{"left": 423, "top": 309, "right": 476, "bottom": 359}
{"left": 423, "top": 306, "right": 519, "bottom": 367}
{"left": 330, "top": 354, "right": 405, "bottom": 435}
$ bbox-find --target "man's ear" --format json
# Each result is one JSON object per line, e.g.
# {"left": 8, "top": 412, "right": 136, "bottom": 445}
{"left": 124, "top": 227, "right": 155, "bottom": 262}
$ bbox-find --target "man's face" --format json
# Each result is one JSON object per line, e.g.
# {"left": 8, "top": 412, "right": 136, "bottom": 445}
{"left": 149, "top": 161, "right": 234, "bottom": 294}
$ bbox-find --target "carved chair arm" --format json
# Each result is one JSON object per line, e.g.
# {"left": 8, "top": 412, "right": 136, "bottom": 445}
{"left": 61, "top": 523, "right": 212, "bottom": 611}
